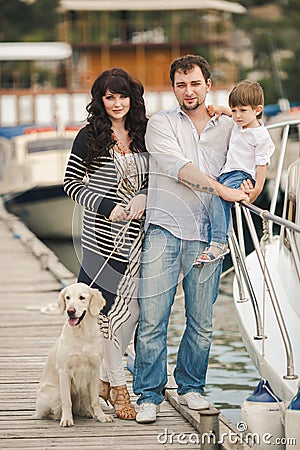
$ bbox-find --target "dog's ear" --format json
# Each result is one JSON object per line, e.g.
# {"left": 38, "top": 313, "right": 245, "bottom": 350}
{"left": 89, "top": 288, "right": 106, "bottom": 316}
{"left": 57, "top": 287, "right": 67, "bottom": 315}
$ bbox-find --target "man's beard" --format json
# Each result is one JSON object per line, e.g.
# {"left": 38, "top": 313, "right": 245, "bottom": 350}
{"left": 181, "top": 99, "right": 201, "bottom": 111}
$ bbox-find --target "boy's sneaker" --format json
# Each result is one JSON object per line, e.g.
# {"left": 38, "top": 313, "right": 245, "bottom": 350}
{"left": 136, "top": 403, "right": 160, "bottom": 423}
{"left": 178, "top": 392, "right": 210, "bottom": 410}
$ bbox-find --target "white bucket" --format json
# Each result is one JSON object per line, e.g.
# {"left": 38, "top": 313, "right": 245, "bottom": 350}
{"left": 241, "top": 400, "right": 285, "bottom": 449}
{"left": 285, "top": 409, "right": 300, "bottom": 449}
{"left": 285, "top": 387, "right": 300, "bottom": 449}
{"left": 241, "top": 380, "right": 285, "bottom": 449}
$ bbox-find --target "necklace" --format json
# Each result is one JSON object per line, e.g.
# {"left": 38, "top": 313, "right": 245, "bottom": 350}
{"left": 112, "top": 132, "right": 131, "bottom": 155}
{"left": 112, "top": 132, "right": 138, "bottom": 193}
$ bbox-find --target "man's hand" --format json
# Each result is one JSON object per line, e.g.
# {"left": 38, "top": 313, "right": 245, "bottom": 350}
{"left": 218, "top": 184, "right": 250, "bottom": 202}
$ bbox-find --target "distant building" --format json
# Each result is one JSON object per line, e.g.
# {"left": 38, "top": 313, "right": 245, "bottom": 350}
{"left": 58, "top": 0, "right": 246, "bottom": 91}
{"left": 0, "top": 1, "right": 248, "bottom": 125}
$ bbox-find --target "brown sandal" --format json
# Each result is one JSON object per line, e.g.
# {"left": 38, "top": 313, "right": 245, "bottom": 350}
{"left": 99, "top": 379, "right": 111, "bottom": 403}
{"left": 109, "top": 385, "right": 137, "bottom": 420}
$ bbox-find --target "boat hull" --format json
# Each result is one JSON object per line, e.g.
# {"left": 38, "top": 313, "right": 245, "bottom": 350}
{"left": 4, "top": 185, "right": 81, "bottom": 239}
{"left": 232, "top": 239, "right": 299, "bottom": 403}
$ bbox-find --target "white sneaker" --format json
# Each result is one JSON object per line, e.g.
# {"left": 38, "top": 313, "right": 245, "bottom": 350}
{"left": 178, "top": 392, "right": 210, "bottom": 410}
{"left": 136, "top": 403, "right": 160, "bottom": 423}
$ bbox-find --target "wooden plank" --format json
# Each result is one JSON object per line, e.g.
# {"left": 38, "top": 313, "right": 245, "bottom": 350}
{"left": 0, "top": 207, "right": 202, "bottom": 450}
{"left": 0, "top": 202, "right": 252, "bottom": 450}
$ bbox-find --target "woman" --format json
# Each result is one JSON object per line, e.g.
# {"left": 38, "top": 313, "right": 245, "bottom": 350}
{"left": 63, "top": 68, "right": 148, "bottom": 420}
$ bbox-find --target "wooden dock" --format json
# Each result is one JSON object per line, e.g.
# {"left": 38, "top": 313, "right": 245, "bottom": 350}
{"left": 0, "top": 201, "right": 251, "bottom": 450}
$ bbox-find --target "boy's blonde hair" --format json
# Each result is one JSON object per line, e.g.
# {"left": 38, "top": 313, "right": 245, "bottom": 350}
{"left": 229, "top": 80, "right": 264, "bottom": 119}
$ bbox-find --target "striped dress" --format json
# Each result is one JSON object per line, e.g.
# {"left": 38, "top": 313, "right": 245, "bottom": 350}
{"left": 63, "top": 126, "right": 148, "bottom": 345}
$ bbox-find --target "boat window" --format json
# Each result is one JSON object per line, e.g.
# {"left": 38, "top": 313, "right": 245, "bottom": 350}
{"left": 27, "top": 138, "right": 74, "bottom": 153}
{"left": 281, "top": 124, "right": 299, "bottom": 143}
{"left": 0, "top": 139, "right": 11, "bottom": 179}
{"left": 0, "top": 60, "right": 67, "bottom": 89}
{"left": 0, "top": 144, "right": 6, "bottom": 179}
{"left": 284, "top": 191, "right": 296, "bottom": 251}
{"left": 283, "top": 160, "right": 300, "bottom": 257}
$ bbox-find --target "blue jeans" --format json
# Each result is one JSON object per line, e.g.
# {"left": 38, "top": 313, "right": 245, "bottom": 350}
{"left": 133, "top": 224, "right": 223, "bottom": 405}
{"left": 209, "top": 170, "right": 255, "bottom": 244}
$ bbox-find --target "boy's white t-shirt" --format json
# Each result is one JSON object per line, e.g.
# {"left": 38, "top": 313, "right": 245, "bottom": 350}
{"left": 221, "top": 120, "right": 275, "bottom": 180}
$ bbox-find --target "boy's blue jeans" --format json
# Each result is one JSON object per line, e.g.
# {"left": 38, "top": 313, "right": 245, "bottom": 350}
{"left": 133, "top": 224, "right": 223, "bottom": 405}
{"left": 209, "top": 170, "right": 255, "bottom": 244}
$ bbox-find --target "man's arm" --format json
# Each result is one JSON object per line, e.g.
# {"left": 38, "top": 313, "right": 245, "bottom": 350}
{"left": 178, "top": 163, "right": 249, "bottom": 202}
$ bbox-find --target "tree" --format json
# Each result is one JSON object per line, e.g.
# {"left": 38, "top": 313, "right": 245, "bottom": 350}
{"left": 284, "top": 47, "right": 300, "bottom": 102}
{"left": 0, "top": 0, "right": 30, "bottom": 41}
{"left": 0, "top": 0, "right": 59, "bottom": 42}
{"left": 234, "top": 2, "right": 300, "bottom": 103}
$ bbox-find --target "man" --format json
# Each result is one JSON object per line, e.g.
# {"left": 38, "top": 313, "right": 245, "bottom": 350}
{"left": 133, "top": 54, "right": 248, "bottom": 423}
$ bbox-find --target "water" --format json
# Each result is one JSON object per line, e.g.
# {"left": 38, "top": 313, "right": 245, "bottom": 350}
{"left": 168, "top": 269, "right": 260, "bottom": 424}
{"left": 45, "top": 238, "right": 260, "bottom": 425}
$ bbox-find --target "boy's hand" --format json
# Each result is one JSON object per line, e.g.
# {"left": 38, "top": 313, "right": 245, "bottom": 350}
{"left": 241, "top": 179, "right": 262, "bottom": 203}
{"left": 207, "top": 104, "right": 216, "bottom": 117}
{"left": 207, "top": 104, "right": 232, "bottom": 120}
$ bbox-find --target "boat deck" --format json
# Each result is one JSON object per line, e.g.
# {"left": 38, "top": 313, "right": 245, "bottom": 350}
{"left": 0, "top": 200, "right": 250, "bottom": 450}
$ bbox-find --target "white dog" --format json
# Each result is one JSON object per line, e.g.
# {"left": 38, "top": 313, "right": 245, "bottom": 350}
{"left": 34, "top": 283, "right": 113, "bottom": 426}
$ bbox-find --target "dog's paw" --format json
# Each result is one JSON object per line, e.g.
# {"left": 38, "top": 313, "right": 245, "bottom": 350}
{"left": 102, "top": 414, "right": 114, "bottom": 423}
{"left": 93, "top": 405, "right": 114, "bottom": 422}
{"left": 60, "top": 416, "right": 74, "bottom": 427}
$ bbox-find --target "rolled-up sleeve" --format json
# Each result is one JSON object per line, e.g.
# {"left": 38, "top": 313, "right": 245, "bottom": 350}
{"left": 255, "top": 132, "right": 275, "bottom": 166}
{"left": 145, "top": 112, "right": 191, "bottom": 180}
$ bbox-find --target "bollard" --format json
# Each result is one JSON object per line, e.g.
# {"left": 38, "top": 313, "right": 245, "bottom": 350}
{"left": 199, "top": 408, "right": 221, "bottom": 450}
{"left": 39, "top": 252, "right": 49, "bottom": 270}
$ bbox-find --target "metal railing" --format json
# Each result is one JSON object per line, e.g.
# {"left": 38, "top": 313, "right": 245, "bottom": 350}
{"left": 266, "top": 118, "right": 300, "bottom": 234}
{"left": 229, "top": 117, "right": 300, "bottom": 381}
{"left": 230, "top": 201, "right": 299, "bottom": 380}
{"left": 241, "top": 200, "right": 300, "bottom": 234}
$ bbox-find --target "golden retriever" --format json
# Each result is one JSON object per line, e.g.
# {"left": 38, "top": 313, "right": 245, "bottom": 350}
{"left": 34, "top": 283, "right": 113, "bottom": 426}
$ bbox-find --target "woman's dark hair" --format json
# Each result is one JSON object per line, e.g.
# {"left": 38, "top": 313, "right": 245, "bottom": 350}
{"left": 85, "top": 68, "right": 147, "bottom": 166}
{"left": 170, "top": 54, "right": 211, "bottom": 87}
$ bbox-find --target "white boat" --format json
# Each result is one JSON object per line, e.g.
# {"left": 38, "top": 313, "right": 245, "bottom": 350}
{"left": 230, "top": 117, "right": 300, "bottom": 403}
{"left": 265, "top": 111, "right": 300, "bottom": 194}
{"left": 0, "top": 125, "right": 81, "bottom": 238}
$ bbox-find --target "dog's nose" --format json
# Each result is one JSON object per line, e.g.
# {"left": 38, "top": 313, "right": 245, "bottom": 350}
{"left": 67, "top": 308, "right": 76, "bottom": 318}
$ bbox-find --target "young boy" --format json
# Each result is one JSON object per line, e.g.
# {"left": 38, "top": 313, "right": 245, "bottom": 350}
{"left": 194, "top": 80, "right": 275, "bottom": 266}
